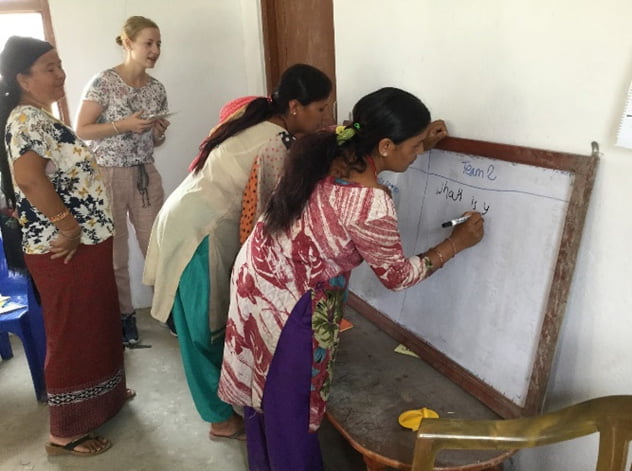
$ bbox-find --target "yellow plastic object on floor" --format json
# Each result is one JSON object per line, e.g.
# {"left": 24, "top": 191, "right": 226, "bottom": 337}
{"left": 398, "top": 408, "right": 439, "bottom": 431}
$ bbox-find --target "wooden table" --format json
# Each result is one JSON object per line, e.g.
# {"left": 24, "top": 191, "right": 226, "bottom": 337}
{"left": 326, "top": 307, "right": 514, "bottom": 470}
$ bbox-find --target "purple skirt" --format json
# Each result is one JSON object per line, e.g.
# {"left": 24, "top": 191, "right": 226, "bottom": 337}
{"left": 244, "top": 291, "right": 324, "bottom": 471}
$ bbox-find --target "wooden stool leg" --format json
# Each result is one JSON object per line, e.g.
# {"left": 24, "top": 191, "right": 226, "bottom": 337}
{"left": 362, "top": 454, "right": 386, "bottom": 471}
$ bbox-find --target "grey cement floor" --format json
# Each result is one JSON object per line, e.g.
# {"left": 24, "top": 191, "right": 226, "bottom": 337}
{"left": 0, "top": 308, "right": 366, "bottom": 471}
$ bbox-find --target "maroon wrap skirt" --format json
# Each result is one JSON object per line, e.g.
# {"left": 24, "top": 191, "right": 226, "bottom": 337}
{"left": 24, "top": 238, "right": 127, "bottom": 437}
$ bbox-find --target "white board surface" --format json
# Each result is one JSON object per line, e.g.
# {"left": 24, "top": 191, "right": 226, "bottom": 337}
{"left": 349, "top": 148, "right": 574, "bottom": 405}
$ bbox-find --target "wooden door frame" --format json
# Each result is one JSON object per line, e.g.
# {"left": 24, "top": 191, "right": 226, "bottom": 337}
{"left": 0, "top": 0, "right": 70, "bottom": 125}
{"left": 260, "top": 0, "right": 282, "bottom": 94}
{"left": 259, "top": 0, "right": 337, "bottom": 123}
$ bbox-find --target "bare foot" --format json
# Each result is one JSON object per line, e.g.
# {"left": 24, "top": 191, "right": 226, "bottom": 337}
{"left": 209, "top": 413, "right": 246, "bottom": 441}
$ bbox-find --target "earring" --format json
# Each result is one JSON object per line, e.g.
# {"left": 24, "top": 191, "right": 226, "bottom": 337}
{"left": 292, "top": 111, "right": 297, "bottom": 116}
{"left": 381, "top": 152, "right": 387, "bottom": 158}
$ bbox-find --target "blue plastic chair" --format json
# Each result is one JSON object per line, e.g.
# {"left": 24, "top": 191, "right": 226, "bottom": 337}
{"left": 0, "top": 232, "right": 47, "bottom": 402}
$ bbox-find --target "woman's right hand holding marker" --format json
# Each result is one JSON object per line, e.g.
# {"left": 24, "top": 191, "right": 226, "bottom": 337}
{"left": 422, "top": 211, "right": 483, "bottom": 270}
{"left": 449, "top": 211, "right": 484, "bottom": 254}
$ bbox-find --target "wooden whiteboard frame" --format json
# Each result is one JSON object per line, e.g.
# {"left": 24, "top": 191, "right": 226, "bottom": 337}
{"left": 347, "top": 136, "right": 599, "bottom": 418}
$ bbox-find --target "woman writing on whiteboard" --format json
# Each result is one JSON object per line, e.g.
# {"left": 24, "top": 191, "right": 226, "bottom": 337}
{"left": 75, "top": 16, "right": 169, "bottom": 346}
{"left": 218, "top": 87, "right": 484, "bottom": 470}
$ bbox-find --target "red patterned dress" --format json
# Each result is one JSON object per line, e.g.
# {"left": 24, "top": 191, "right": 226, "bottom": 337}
{"left": 219, "top": 176, "right": 432, "bottom": 431}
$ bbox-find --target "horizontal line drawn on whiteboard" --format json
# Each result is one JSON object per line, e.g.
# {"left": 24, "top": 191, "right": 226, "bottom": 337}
{"left": 410, "top": 167, "right": 571, "bottom": 204}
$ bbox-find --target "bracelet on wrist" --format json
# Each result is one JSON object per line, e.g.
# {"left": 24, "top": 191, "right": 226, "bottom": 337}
{"left": 59, "top": 227, "right": 81, "bottom": 240}
{"left": 112, "top": 121, "right": 120, "bottom": 134}
{"left": 429, "top": 247, "right": 445, "bottom": 267}
{"left": 49, "top": 208, "right": 70, "bottom": 223}
{"left": 446, "top": 237, "right": 458, "bottom": 258}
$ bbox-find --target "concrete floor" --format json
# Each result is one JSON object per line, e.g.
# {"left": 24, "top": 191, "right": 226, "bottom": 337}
{"left": 0, "top": 308, "right": 366, "bottom": 471}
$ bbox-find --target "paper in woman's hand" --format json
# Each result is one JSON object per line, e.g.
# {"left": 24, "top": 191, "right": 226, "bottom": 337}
{"left": 145, "top": 111, "right": 177, "bottom": 120}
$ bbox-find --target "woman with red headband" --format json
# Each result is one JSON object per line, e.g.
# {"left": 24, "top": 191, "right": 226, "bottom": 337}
{"left": 144, "top": 64, "right": 332, "bottom": 441}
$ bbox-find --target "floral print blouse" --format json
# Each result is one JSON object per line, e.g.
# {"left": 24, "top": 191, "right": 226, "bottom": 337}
{"left": 81, "top": 68, "right": 168, "bottom": 167}
{"left": 5, "top": 106, "right": 113, "bottom": 254}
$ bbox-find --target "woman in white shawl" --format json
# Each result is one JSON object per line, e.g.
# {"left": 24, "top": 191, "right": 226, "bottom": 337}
{"left": 143, "top": 64, "right": 332, "bottom": 440}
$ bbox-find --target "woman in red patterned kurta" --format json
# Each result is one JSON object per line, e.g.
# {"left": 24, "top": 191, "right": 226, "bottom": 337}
{"left": 145, "top": 65, "right": 332, "bottom": 442}
{"left": 219, "top": 88, "right": 485, "bottom": 470}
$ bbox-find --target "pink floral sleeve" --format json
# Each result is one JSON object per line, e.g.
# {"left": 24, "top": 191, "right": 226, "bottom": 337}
{"left": 342, "top": 185, "right": 429, "bottom": 290}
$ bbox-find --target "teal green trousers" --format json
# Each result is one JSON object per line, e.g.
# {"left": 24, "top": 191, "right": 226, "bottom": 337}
{"left": 171, "top": 236, "right": 233, "bottom": 423}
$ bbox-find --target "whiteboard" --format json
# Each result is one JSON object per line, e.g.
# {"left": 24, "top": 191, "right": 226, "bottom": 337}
{"left": 348, "top": 138, "right": 597, "bottom": 416}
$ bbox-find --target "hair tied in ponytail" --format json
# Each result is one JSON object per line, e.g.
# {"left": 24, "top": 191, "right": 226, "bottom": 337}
{"left": 335, "top": 122, "right": 360, "bottom": 146}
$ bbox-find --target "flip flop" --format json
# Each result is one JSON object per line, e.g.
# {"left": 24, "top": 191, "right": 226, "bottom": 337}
{"left": 45, "top": 435, "right": 112, "bottom": 457}
{"left": 209, "top": 428, "right": 246, "bottom": 442}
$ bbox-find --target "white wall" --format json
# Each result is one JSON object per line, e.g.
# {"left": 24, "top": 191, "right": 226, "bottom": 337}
{"left": 334, "top": 1, "right": 632, "bottom": 469}
{"left": 48, "top": 0, "right": 265, "bottom": 308}
{"left": 43, "top": 1, "right": 632, "bottom": 467}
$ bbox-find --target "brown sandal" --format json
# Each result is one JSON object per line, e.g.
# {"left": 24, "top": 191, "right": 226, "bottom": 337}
{"left": 45, "top": 435, "right": 112, "bottom": 457}
{"left": 209, "top": 428, "right": 246, "bottom": 442}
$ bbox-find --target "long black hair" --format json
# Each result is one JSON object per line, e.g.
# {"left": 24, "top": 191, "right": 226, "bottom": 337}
{"left": 0, "top": 75, "right": 21, "bottom": 209}
{"left": 264, "top": 87, "right": 431, "bottom": 234}
{"left": 0, "top": 36, "right": 54, "bottom": 210}
{"left": 190, "top": 63, "right": 332, "bottom": 174}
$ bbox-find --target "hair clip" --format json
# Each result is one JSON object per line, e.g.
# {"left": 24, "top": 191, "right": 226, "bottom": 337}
{"left": 336, "top": 125, "right": 356, "bottom": 146}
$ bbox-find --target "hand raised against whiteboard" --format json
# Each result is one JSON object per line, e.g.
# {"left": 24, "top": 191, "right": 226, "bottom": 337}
{"left": 449, "top": 211, "right": 484, "bottom": 252}
{"left": 423, "top": 119, "right": 448, "bottom": 151}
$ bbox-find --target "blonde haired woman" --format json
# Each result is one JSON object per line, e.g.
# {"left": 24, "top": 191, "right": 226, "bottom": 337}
{"left": 76, "top": 16, "right": 170, "bottom": 346}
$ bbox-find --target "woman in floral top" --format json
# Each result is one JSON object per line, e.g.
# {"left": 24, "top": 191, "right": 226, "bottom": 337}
{"left": 75, "top": 16, "right": 170, "bottom": 346}
{"left": 0, "top": 36, "right": 131, "bottom": 457}
{"left": 218, "top": 88, "right": 485, "bottom": 470}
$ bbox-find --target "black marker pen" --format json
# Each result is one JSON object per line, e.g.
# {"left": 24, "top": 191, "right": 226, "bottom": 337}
{"left": 441, "top": 215, "right": 470, "bottom": 228}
